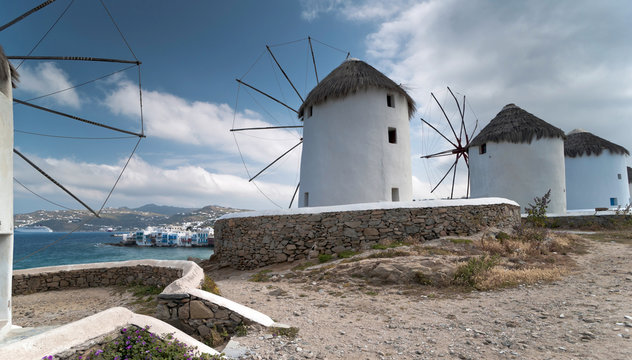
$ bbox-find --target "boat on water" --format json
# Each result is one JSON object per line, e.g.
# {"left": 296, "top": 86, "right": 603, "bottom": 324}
{"left": 14, "top": 225, "right": 53, "bottom": 233}
{"left": 120, "top": 227, "right": 214, "bottom": 247}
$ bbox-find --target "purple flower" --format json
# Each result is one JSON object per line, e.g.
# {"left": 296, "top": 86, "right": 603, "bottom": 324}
{"left": 122, "top": 328, "right": 127, "bottom": 332}
{"left": 94, "top": 349, "right": 103, "bottom": 356}
{"left": 126, "top": 345, "right": 132, "bottom": 350}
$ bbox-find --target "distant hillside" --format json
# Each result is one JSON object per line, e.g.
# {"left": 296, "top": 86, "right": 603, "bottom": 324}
{"left": 14, "top": 204, "right": 249, "bottom": 232}
{"left": 131, "top": 204, "right": 197, "bottom": 216}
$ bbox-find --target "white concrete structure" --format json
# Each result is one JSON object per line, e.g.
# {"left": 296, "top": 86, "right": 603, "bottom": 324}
{"left": 628, "top": 167, "right": 632, "bottom": 205}
{"left": 468, "top": 104, "right": 567, "bottom": 214}
{"left": 298, "top": 59, "right": 415, "bottom": 207}
{"left": 0, "top": 47, "right": 15, "bottom": 336}
{"left": 564, "top": 129, "right": 630, "bottom": 209}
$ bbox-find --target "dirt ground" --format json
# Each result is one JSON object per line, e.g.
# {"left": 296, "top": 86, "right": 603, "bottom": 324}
{"left": 12, "top": 234, "right": 632, "bottom": 359}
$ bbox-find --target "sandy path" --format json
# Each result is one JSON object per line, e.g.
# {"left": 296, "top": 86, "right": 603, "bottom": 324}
{"left": 216, "top": 239, "right": 632, "bottom": 359}
{"left": 13, "top": 288, "right": 137, "bottom": 328}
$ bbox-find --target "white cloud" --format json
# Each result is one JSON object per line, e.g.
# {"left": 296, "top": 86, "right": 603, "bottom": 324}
{"left": 104, "top": 81, "right": 302, "bottom": 171}
{"left": 16, "top": 62, "right": 80, "bottom": 108}
{"left": 357, "top": 0, "right": 632, "bottom": 198}
{"left": 300, "top": 0, "right": 414, "bottom": 21}
{"left": 13, "top": 152, "right": 297, "bottom": 212}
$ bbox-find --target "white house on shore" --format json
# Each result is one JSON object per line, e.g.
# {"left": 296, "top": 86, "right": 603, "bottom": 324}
{"left": 468, "top": 104, "right": 567, "bottom": 214}
{"left": 297, "top": 58, "right": 415, "bottom": 207}
{"left": 0, "top": 45, "right": 18, "bottom": 336}
{"left": 564, "top": 129, "right": 630, "bottom": 209}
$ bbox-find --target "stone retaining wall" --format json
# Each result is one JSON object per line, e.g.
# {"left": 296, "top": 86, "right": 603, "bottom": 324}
{"left": 214, "top": 202, "right": 520, "bottom": 270}
{"left": 540, "top": 214, "right": 632, "bottom": 229}
{"left": 157, "top": 293, "right": 249, "bottom": 345}
{"left": 11, "top": 260, "right": 275, "bottom": 347}
{"left": 12, "top": 265, "right": 182, "bottom": 295}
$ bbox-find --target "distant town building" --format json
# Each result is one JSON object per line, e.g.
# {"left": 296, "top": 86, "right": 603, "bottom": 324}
{"left": 298, "top": 59, "right": 415, "bottom": 207}
{"left": 468, "top": 104, "right": 567, "bottom": 214}
{"left": 564, "top": 129, "right": 630, "bottom": 210}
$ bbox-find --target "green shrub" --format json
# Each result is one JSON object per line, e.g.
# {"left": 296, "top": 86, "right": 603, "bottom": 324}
{"left": 46, "top": 325, "right": 222, "bottom": 360}
{"left": 371, "top": 242, "right": 405, "bottom": 250}
{"left": 130, "top": 284, "right": 163, "bottom": 297}
{"left": 270, "top": 326, "right": 299, "bottom": 339}
{"left": 525, "top": 189, "right": 551, "bottom": 228}
{"left": 449, "top": 238, "right": 472, "bottom": 244}
{"left": 453, "top": 256, "right": 498, "bottom": 288}
{"left": 201, "top": 275, "right": 221, "bottom": 295}
{"left": 414, "top": 271, "right": 433, "bottom": 285}
{"left": 318, "top": 254, "right": 333, "bottom": 263}
{"left": 495, "top": 232, "right": 510, "bottom": 241}
{"left": 248, "top": 270, "right": 272, "bottom": 282}
{"left": 337, "top": 250, "right": 359, "bottom": 258}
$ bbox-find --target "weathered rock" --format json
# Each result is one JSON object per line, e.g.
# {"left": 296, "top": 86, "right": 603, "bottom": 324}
{"left": 189, "top": 300, "right": 214, "bottom": 319}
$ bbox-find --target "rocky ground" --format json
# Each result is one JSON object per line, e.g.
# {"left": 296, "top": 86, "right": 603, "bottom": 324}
{"left": 214, "top": 236, "right": 632, "bottom": 359}
{"left": 12, "top": 233, "right": 632, "bottom": 359}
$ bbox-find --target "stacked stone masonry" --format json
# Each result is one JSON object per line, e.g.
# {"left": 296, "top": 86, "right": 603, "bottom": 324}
{"left": 157, "top": 294, "right": 249, "bottom": 342}
{"left": 214, "top": 203, "right": 520, "bottom": 270}
{"left": 12, "top": 265, "right": 182, "bottom": 295}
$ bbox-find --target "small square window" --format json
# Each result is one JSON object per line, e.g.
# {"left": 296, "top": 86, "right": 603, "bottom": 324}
{"left": 304, "top": 192, "right": 309, "bottom": 207}
{"left": 308, "top": 106, "right": 313, "bottom": 117}
{"left": 387, "top": 94, "right": 394, "bottom": 108}
{"left": 391, "top": 188, "right": 400, "bottom": 202}
{"left": 610, "top": 197, "right": 618, "bottom": 206}
{"left": 617, "top": 173, "right": 622, "bottom": 180}
{"left": 479, "top": 143, "right": 487, "bottom": 154}
{"left": 388, "top": 127, "right": 397, "bottom": 144}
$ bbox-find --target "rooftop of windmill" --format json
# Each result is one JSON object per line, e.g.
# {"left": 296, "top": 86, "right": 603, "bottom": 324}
{"left": 297, "top": 58, "right": 416, "bottom": 119}
{"left": 469, "top": 103, "right": 566, "bottom": 147}
{"left": 0, "top": 45, "right": 18, "bottom": 95}
{"left": 564, "top": 129, "right": 630, "bottom": 158}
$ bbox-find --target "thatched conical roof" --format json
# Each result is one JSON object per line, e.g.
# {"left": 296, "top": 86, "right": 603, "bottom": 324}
{"left": 564, "top": 129, "right": 629, "bottom": 158}
{"left": 297, "top": 58, "right": 415, "bottom": 119}
{"left": 469, "top": 104, "right": 565, "bottom": 147}
{"left": 0, "top": 45, "right": 19, "bottom": 90}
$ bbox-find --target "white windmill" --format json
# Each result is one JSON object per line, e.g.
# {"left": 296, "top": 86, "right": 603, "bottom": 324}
{"left": 298, "top": 58, "right": 416, "bottom": 207}
{"left": 468, "top": 104, "right": 567, "bottom": 214}
{"left": 564, "top": 129, "right": 630, "bottom": 210}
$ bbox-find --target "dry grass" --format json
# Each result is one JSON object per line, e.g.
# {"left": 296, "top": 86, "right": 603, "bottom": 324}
{"left": 474, "top": 266, "right": 567, "bottom": 291}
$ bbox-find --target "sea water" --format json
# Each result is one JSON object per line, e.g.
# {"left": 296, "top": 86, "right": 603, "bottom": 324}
{"left": 12, "top": 232, "right": 214, "bottom": 270}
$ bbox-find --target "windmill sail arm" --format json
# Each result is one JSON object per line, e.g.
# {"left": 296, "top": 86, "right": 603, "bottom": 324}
{"left": 13, "top": 149, "right": 100, "bottom": 218}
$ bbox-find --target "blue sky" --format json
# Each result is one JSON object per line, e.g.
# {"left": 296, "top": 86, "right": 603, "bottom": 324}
{"left": 3, "top": 0, "right": 632, "bottom": 213}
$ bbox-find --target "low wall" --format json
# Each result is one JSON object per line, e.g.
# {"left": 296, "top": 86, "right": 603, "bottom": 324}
{"left": 157, "top": 292, "right": 249, "bottom": 345}
{"left": 11, "top": 260, "right": 276, "bottom": 345}
{"left": 13, "top": 264, "right": 181, "bottom": 295}
{"left": 540, "top": 213, "right": 632, "bottom": 229}
{"left": 214, "top": 198, "right": 520, "bottom": 270}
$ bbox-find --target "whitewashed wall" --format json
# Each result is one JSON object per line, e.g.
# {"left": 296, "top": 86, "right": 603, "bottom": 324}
{"left": 299, "top": 88, "right": 412, "bottom": 207}
{"left": 565, "top": 152, "right": 630, "bottom": 209}
{"left": 469, "top": 137, "right": 567, "bottom": 214}
{"left": 0, "top": 61, "right": 14, "bottom": 334}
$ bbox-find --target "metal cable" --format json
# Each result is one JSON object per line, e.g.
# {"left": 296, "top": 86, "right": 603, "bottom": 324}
{"left": 13, "top": 217, "right": 95, "bottom": 264}
{"left": 24, "top": 64, "right": 135, "bottom": 102}
{"left": 13, "top": 177, "right": 74, "bottom": 210}
{"left": 232, "top": 85, "right": 283, "bottom": 209}
{"left": 97, "top": 137, "right": 142, "bottom": 214}
{"left": 310, "top": 37, "right": 349, "bottom": 56}
{"left": 268, "top": 37, "right": 307, "bottom": 48}
{"left": 16, "top": 0, "right": 75, "bottom": 70}
{"left": 0, "top": 0, "right": 58, "bottom": 32}
{"left": 98, "top": 0, "right": 138, "bottom": 61}
{"left": 15, "top": 129, "right": 136, "bottom": 140}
